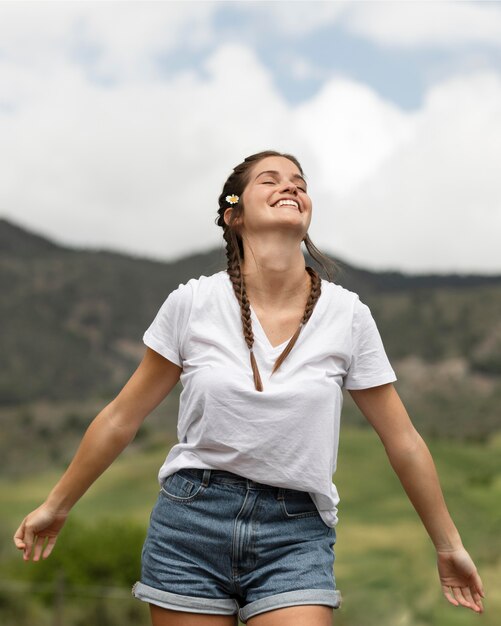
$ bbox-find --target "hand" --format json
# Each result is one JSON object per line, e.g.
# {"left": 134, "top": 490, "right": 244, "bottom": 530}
{"left": 13, "top": 503, "right": 68, "bottom": 561}
{"left": 437, "top": 546, "right": 485, "bottom": 613}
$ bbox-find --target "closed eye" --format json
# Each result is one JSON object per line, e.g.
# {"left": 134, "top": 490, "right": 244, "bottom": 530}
{"left": 262, "top": 181, "right": 307, "bottom": 192}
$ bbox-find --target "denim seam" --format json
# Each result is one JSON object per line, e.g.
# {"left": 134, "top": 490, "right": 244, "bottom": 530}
{"left": 160, "top": 481, "right": 205, "bottom": 502}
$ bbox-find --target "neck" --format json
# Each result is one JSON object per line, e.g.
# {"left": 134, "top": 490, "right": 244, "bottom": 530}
{"left": 240, "top": 251, "right": 310, "bottom": 310}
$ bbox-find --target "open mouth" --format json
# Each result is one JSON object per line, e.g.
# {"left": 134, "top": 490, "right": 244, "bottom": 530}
{"left": 271, "top": 199, "right": 300, "bottom": 211}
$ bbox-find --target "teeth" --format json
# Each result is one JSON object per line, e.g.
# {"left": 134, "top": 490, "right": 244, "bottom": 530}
{"left": 274, "top": 199, "right": 299, "bottom": 209}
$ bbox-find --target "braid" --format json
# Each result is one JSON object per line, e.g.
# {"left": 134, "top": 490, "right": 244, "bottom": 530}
{"left": 224, "top": 228, "right": 263, "bottom": 391}
{"left": 215, "top": 150, "right": 336, "bottom": 391}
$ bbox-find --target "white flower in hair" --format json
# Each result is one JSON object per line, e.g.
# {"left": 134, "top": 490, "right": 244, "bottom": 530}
{"left": 226, "top": 194, "right": 239, "bottom": 204}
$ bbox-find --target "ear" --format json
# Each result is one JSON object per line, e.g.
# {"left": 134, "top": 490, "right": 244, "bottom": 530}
{"left": 224, "top": 207, "right": 242, "bottom": 227}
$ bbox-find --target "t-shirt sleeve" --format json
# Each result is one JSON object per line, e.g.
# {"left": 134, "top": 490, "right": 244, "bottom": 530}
{"left": 343, "top": 297, "right": 397, "bottom": 390}
{"left": 142, "top": 281, "right": 193, "bottom": 367}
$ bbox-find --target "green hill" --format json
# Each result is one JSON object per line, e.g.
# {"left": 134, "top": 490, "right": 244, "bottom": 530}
{"left": 1, "top": 216, "right": 500, "bottom": 477}
{"left": 2, "top": 427, "right": 499, "bottom": 626}
{"left": 2, "top": 218, "right": 500, "bottom": 624}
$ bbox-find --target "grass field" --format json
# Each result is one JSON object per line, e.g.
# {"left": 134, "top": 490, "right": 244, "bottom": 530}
{"left": 1, "top": 426, "right": 500, "bottom": 626}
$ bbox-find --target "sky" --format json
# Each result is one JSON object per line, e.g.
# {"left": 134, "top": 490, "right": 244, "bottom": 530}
{"left": 1, "top": 0, "right": 500, "bottom": 274}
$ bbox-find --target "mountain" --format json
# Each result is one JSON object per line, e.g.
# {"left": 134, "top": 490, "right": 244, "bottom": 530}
{"left": 0, "top": 217, "right": 229, "bottom": 405}
{"left": 1, "top": 217, "right": 501, "bottom": 444}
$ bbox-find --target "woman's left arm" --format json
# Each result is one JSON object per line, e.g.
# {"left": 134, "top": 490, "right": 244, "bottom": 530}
{"left": 349, "top": 382, "right": 485, "bottom": 614}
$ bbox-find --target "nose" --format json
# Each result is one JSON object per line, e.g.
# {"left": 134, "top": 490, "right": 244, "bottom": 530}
{"left": 281, "top": 181, "right": 298, "bottom": 194}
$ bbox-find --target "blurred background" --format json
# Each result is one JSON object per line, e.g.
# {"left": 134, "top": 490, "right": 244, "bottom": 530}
{"left": 1, "top": 1, "right": 500, "bottom": 625}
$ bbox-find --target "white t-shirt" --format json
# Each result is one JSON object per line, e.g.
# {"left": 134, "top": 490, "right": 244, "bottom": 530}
{"left": 143, "top": 269, "right": 397, "bottom": 528}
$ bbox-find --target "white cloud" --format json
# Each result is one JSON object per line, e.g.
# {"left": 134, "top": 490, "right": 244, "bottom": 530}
{"left": 235, "top": 0, "right": 501, "bottom": 48}
{"left": 293, "top": 77, "right": 415, "bottom": 196}
{"left": 235, "top": 0, "right": 501, "bottom": 49}
{"left": 0, "top": 1, "right": 217, "bottom": 80}
{"left": 344, "top": 0, "right": 501, "bottom": 48}
{"left": 1, "top": 3, "right": 500, "bottom": 273}
{"left": 0, "top": 41, "right": 293, "bottom": 261}
{"left": 308, "top": 71, "right": 501, "bottom": 273}
{"left": 285, "top": 54, "right": 329, "bottom": 82}
{"left": 236, "top": 0, "right": 348, "bottom": 37}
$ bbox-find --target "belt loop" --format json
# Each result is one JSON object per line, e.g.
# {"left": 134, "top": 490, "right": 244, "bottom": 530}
{"left": 277, "top": 487, "right": 285, "bottom": 501}
{"left": 202, "top": 469, "right": 211, "bottom": 487}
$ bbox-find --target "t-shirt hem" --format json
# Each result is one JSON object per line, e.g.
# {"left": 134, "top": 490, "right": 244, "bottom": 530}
{"left": 343, "top": 372, "right": 397, "bottom": 390}
{"left": 143, "top": 332, "right": 182, "bottom": 367}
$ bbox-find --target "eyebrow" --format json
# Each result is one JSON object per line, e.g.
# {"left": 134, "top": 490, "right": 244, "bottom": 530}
{"left": 254, "top": 170, "right": 307, "bottom": 185}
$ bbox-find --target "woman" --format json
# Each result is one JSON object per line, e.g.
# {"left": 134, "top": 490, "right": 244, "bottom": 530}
{"left": 14, "top": 150, "right": 484, "bottom": 625}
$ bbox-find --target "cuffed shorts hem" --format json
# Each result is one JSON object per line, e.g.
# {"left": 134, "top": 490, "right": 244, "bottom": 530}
{"left": 132, "top": 582, "right": 342, "bottom": 624}
{"left": 132, "top": 581, "right": 239, "bottom": 615}
{"left": 239, "top": 588, "right": 342, "bottom": 623}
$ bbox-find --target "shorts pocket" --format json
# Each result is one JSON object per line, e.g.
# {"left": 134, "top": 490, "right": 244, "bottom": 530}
{"left": 160, "top": 469, "right": 206, "bottom": 503}
{"left": 280, "top": 489, "right": 319, "bottom": 519}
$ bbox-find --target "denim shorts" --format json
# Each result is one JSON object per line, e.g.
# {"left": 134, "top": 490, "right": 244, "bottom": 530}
{"left": 132, "top": 467, "right": 341, "bottom": 623}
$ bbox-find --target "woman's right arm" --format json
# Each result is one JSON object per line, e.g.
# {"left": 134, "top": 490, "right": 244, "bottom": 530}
{"left": 13, "top": 347, "right": 181, "bottom": 562}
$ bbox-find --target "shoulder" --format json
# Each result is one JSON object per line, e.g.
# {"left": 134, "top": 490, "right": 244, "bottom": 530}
{"left": 319, "top": 280, "right": 377, "bottom": 331}
{"left": 163, "top": 271, "right": 226, "bottom": 311}
{"left": 152, "top": 272, "right": 224, "bottom": 323}
{"left": 170, "top": 270, "right": 225, "bottom": 295}
{"left": 320, "top": 279, "right": 361, "bottom": 309}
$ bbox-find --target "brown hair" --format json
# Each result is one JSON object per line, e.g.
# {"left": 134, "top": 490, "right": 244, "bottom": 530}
{"left": 215, "top": 150, "right": 336, "bottom": 391}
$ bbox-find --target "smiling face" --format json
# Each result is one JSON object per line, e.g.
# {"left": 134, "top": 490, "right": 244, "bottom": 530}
{"left": 225, "top": 155, "right": 312, "bottom": 240}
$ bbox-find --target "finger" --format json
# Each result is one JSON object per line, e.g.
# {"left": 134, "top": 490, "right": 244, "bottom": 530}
{"left": 468, "top": 589, "right": 484, "bottom": 613}
{"left": 471, "top": 570, "right": 485, "bottom": 598}
{"left": 456, "top": 586, "right": 476, "bottom": 611}
{"left": 42, "top": 536, "right": 57, "bottom": 559}
{"left": 442, "top": 586, "right": 459, "bottom": 607}
{"left": 463, "top": 587, "right": 483, "bottom": 613}
{"left": 451, "top": 586, "right": 465, "bottom": 605}
{"left": 14, "top": 539, "right": 26, "bottom": 550}
{"left": 32, "top": 535, "right": 46, "bottom": 562}
{"left": 454, "top": 586, "right": 482, "bottom": 613}
{"left": 13, "top": 521, "right": 27, "bottom": 550}
{"left": 22, "top": 525, "right": 35, "bottom": 561}
{"left": 472, "top": 589, "right": 484, "bottom": 606}
{"left": 463, "top": 569, "right": 485, "bottom": 608}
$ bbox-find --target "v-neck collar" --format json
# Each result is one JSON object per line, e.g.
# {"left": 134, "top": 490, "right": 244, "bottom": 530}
{"left": 220, "top": 270, "right": 326, "bottom": 354}
{"left": 249, "top": 303, "right": 294, "bottom": 353}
